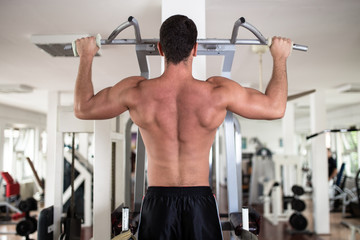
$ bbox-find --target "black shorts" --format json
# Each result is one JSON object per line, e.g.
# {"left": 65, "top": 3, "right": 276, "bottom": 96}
{"left": 138, "top": 186, "right": 223, "bottom": 240}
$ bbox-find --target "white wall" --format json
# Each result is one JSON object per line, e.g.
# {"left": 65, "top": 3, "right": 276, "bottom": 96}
{"left": 237, "top": 116, "right": 283, "bottom": 154}
{"left": 235, "top": 103, "right": 360, "bottom": 156}
{"left": 0, "top": 104, "right": 46, "bottom": 128}
{"left": 296, "top": 103, "right": 360, "bottom": 133}
{"left": 327, "top": 103, "right": 360, "bottom": 129}
{"left": 0, "top": 103, "right": 46, "bottom": 172}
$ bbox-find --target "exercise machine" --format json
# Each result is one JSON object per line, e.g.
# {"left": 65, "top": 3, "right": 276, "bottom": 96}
{"left": 259, "top": 155, "right": 304, "bottom": 226}
{"left": 287, "top": 185, "right": 312, "bottom": 234}
{"left": 249, "top": 139, "right": 274, "bottom": 205}
{"left": 60, "top": 133, "right": 82, "bottom": 240}
{"left": 16, "top": 197, "right": 38, "bottom": 240}
{"left": 63, "top": 138, "right": 93, "bottom": 227}
{"left": 308, "top": 127, "right": 360, "bottom": 217}
{"left": 341, "top": 168, "right": 360, "bottom": 240}
{"left": 0, "top": 172, "right": 38, "bottom": 239}
{"left": 0, "top": 172, "right": 22, "bottom": 236}
{"left": 38, "top": 206, "right": 54, "bottom": 240}
{"left": 0, "top": 172, "right": 22, "bottom": 219}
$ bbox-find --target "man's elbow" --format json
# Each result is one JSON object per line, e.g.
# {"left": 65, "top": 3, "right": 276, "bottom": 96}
{"left": 268, "top": 104, "right": 286, "bottom": 120}
{"left": 74, "top": 104, "right": 91, "bottom": 120}
{"left": 274, "top": 109, "right": 286, "bottom": 119}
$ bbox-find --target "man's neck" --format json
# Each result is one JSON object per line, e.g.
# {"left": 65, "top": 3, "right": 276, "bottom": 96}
{"left": 162, "top": 60, "right": 194, "bottom": 81}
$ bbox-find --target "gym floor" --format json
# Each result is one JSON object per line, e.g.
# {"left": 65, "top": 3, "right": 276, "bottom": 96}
{"left": 0, "top": 212, "right": 358, "bottom": 240}
{"left": 256, "top": 208, "right": 360, "bottom": 240}
{"left": 219, "top": 186, "right": 360, "bottom": 240}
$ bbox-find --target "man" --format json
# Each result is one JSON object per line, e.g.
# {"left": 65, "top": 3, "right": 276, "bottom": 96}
{"left": 328, "top": 148, "right": 337, "bottom": 181}
{"left": 74, "top": 15, "right": 292, "bottom": 240}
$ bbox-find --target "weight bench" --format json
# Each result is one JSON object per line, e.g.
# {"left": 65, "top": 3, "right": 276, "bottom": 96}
{"left": 0, "top": 172, "right": 22, "bottom": 218}
{"left": 341, "top": 221, "right": 360, "bottom": 240}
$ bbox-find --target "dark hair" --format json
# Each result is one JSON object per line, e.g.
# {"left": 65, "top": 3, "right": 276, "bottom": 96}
{"left": 159, "top": 15, "right": 198, "bottom": 64}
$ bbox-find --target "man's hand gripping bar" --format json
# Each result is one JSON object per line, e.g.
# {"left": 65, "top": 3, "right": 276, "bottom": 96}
{"left": 68, "top": 16, "right": 141, "bottom": 57}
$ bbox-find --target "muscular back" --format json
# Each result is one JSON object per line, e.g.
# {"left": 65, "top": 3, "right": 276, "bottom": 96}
{"left": 128, "top": 76, "right": 227, "bottom": 187}
{"left": 74, "top": 36, "right": 290, "bottom": 186}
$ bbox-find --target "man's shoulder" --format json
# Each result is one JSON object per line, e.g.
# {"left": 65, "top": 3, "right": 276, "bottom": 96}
{"left": 122, "top": 76, "right": 147, "bottom": 84}
{"left": 206, "top": 76, "right": 234, "bottom": 88}
{"left": 117, "top": 76, "right": 148, "bottom": 91}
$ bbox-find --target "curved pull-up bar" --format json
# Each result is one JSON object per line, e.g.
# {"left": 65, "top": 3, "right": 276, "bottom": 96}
{"left": 106, "top": 16, "right": 142, "bottom": 44}
{"left": 64, "top": 16, "right": 143, "bottom": 54}
{"left": 231, "top": 17, "right": 267, "bottom": 45}
{"left": 65, "top": 16, "right": 308, "bottom": 54}
{"left": 230, "top": 17, "right": 308, "bottom": 52}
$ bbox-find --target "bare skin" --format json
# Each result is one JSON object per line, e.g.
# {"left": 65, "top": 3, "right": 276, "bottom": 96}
{"left": 74, "top": 36, "right": 292, "bottom": 187}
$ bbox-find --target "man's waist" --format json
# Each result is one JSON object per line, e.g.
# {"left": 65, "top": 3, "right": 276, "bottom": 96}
{"left": 146, "top": 186, "right": 213, "bottom": 196}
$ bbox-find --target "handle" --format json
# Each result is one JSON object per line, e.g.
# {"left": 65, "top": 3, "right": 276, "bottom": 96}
{"left": 107, "top": 16, "right": 142, "bottom": 44}
{"left": 231, "top": 17, "right": 267, "bottom": 44}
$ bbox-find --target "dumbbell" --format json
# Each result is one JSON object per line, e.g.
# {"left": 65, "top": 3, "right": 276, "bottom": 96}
{"left": 16, "top": 216, "right": 37, "bottom": 236}
{"left": 18, "top": 197, "right": 38, "bottom": 213}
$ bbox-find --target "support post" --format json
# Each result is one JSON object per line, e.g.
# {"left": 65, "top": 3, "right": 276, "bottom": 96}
{"left": 0, "top": 122, "right": 5, "bottom": 171}
{"left": 310, "top": 90, "right": 330, "bottom": 234}
{"left": 282, "top": 102, "right": 296, "bottom": 155}
{"left": 124, "top": 119, "right": 133, "bottom": 208}
{"left": 281, "top": 102, "right": 297, "bottom": 197}
{"left": 224, "top": 112, "right": 242, "bottom": 212}
{"left": 134, "top": 130, "right": 146, "bottom": 213}
{"left": 93, "top": 120, "right": 112, "bottom": 239}
{"left": 53, "top": 132, "right": 64, "bottom": 240}
{"left": 45, "top": 91, "right": 64, "bottom": 240}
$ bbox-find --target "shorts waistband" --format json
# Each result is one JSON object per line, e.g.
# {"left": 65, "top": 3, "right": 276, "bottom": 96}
{"left": 146, "top": 186, "right": 213, "bottom": 196}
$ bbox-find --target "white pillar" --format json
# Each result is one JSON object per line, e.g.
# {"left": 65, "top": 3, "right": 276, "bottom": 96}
{"left": 281, "top": 102, "right": 297, "bottom": 197}
{"left": 161, "top": 0, "right": 206, "bottom": 80}
{"left": 45, "top": 91, "right": 64, "bottom": 239}
{"left": 282, "top": 102, "right": 296, "bottom": 155}
{"left": 310, "top": 90, "right": 330, "bottom": 234}
{"left": 33, "top": 127, "right": 42, "bottom": 192}
{"left": 54, "top": 132, "right": 64, "bottom": 239}
{"left": 93, "top": 119, "right": 112, "bottom": 240}
{"left": 0, "top": 122, "right": 5, "bottom": 171}
{"left": 45, "top": 92, "right": 58, "bottom": 206}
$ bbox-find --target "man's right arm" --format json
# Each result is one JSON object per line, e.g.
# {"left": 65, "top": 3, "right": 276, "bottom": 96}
{"left": 73, "top": 36, "right": 145, "bottom": 120}
{"left": 218, "top": 37, "right": 292, "bottom": 120}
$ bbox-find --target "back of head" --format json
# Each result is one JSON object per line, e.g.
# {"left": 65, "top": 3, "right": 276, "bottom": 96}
{"left": 160, "top": 15, "right": 198, "bottom": 64}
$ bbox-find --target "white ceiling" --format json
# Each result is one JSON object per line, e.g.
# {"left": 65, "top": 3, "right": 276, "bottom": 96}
{"left": 0, "top": 0, "right": 360, "bottom": 115}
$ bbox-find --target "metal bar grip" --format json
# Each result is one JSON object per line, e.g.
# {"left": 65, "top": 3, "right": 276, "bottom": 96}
{"left": 107, "top": 16, "right": 142, "bottom": 44}
{"left": 231, "top": 17, "right": 267, "bottom": 44}
{"left": 306, "top": 127, "right": 360, "bottom": 140}
{"left": 293, "top": 44, "right": 308, "bottom": 52}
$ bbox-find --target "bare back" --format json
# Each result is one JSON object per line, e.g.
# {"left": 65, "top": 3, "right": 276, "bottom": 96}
{"left": 74, "top": 36, "right": 290, "bottom": 187}
{"left": 128, "top": 76, "right": 227, "bottom": 187}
